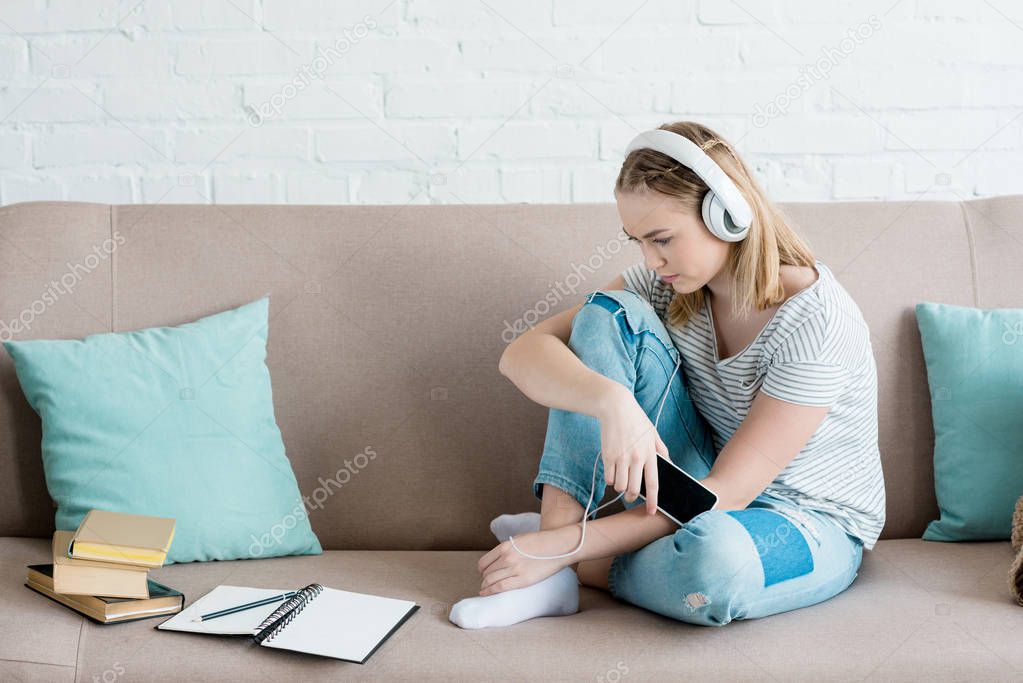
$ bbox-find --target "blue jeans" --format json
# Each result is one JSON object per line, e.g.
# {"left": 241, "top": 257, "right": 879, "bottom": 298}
{"left": 531, "top": 289, "right": 864, "bottom": 627}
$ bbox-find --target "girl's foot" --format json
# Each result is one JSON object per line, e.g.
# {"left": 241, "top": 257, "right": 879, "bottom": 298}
{"left": 449, "top": 525, "right": 582, "bottom": 629}
{"left": 448, "top": 566, "right": 579, "bottom": 629}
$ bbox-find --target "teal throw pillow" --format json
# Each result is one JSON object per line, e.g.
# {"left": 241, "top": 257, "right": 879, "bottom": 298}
{"left": 3, "top": 297, "right": 322, "bottom": 563}
{"left": 915, "top": 302, "right": 1023, "bottom": 541}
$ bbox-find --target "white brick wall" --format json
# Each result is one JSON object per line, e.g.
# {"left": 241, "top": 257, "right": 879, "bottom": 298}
{"left": 1, "top": 0, "right": 1022, "bottom": 205}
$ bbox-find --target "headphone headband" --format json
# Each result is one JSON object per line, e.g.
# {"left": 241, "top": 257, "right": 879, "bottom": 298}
{"left": 624, "top": 129, "right": 753, "bottom": 229}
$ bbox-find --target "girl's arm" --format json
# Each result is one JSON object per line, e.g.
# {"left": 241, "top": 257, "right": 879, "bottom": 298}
{"left": 702, "top": 392, "right": 830, "bottom": 511}
{"left": 499, "top": 276, "right": 666, "bottom": 515}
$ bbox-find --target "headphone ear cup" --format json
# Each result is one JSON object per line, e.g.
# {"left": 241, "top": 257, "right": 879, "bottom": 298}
{"left": 701, "top": 191, "right": 725, "bottom": 240}
{"left": 702, "top": 191, "right": 749, "bottom": 242}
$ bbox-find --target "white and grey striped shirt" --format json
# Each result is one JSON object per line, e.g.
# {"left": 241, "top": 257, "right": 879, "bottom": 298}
{"left": 622, "top": 259, "right": 886, "bottom": 550}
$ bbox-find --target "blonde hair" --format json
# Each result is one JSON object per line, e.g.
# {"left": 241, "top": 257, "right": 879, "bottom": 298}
{"left": 614, "top": 120, "right": 816, "bottom": 327}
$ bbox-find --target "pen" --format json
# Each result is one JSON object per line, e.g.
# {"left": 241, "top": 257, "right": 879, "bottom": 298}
{"left": 191, "top": 591, "right": 299, "bottom": 623}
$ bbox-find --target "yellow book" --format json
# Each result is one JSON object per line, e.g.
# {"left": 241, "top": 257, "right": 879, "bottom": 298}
{"left": 69, "top": 509, "right": 176, "bottom": 568}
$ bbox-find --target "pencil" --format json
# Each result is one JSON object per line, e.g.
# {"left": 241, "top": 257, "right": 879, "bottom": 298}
{"left": 191, "top": 591, "right": 299, "bottom": 622}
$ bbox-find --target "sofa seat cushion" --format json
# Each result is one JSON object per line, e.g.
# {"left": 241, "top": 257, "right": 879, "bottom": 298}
{"left": 2, "top": 537, "right": 1020, "bottom": 681}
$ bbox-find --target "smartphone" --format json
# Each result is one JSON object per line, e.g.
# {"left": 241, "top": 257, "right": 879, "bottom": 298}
{"left": 637, "top": 454, "right": 719, "bottom": 526}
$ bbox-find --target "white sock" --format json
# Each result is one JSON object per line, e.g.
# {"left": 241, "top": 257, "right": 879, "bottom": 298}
{"left": 489, "top": 512, "right": 541, "bottom": 542}
{"left": 448, "top": 566, "right": 579, "bottom": 629}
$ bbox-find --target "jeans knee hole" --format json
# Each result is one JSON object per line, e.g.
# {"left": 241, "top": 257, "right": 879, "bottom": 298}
{"left": 682, "top": 591, "right": 712, "bottom": 613}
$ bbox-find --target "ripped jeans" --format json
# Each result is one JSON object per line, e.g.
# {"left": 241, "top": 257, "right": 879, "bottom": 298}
{"left": 531, "top": 289, "right": 864, "bottom": 626}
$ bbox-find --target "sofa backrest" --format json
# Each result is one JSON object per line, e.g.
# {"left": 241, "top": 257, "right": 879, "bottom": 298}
{"left": 1, "top": 197, "right": 1020, "bottom": 549}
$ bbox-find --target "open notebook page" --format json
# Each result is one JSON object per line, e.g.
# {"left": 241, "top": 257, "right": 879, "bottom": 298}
{"left": 259, "top": 586, "right": 417, "bottom": 662}
{"left": 157, "top": 585, "right": 291, "bottom": 635}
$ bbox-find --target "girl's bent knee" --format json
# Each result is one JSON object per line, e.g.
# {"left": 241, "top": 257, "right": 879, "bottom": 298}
{"left": 572, "top": 290, "right": 677, "bottom": 358}
{"left": 579, "top": 290, "right": 661, "bottom": 334}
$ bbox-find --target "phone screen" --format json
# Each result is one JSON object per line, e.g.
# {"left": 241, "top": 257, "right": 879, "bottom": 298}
{"left": 638, "top": 455, "right": 718, "bottom": 525}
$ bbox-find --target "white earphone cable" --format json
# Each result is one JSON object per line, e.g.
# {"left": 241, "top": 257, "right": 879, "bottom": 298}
{"left": 508, "top": 352, "right": 683, "bottom": 560}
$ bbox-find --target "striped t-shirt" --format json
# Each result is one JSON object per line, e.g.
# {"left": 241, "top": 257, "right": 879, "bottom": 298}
{"left": 621, "top": 259, "right": 886, "bottom": 550}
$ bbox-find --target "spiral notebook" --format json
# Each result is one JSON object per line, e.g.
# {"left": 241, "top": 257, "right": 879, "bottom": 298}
{"left": 157, "top": 583, "right": 419, "bottom": 664}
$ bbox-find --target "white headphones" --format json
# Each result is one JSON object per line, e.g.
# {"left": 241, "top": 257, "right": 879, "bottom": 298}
{"left": 624, "top": 129, "right": 753, "bottom": 242}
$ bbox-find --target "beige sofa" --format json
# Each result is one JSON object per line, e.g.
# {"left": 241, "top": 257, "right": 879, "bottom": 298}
{"left": 1, "top": 197, "right": 1021, "bottom": 681}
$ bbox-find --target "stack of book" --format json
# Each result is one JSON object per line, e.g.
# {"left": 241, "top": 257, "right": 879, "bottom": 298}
{"left": 25, "top": 509, "right": 185, "bottom": 624}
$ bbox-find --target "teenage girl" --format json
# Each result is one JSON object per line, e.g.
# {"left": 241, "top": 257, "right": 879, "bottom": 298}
{"left": 449, "top": 120, "right": 885, "bottom": 629}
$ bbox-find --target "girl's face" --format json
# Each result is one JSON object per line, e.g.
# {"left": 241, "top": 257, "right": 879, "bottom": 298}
{"left": 615, "top": 189, "right": 730, "bottom": 294}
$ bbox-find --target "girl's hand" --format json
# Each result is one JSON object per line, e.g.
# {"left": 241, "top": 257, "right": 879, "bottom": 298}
{"left": 598, "top": 387, "right": 664, "bottom": 516}
{"left": 477, "top": 526, "right": 577, "bottom": 596}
